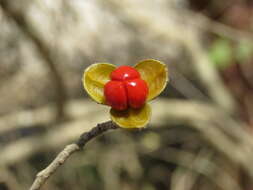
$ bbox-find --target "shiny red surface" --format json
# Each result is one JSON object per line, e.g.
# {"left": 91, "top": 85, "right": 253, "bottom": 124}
{"left": 104, "top": 66, "right": 148, "bottom": 110}
{"left": 125, "top": 79, "right": 148, "bottom": 109}
{"left": 104, "top": 81, "right": 127, "bottom": 110}
{"left": 110, "top": 66, "right": 140, "bottom": 81}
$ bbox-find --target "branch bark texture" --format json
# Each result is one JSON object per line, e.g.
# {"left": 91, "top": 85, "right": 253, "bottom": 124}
{"left": 29, "top": 121, "right": 118, "bottom": 190}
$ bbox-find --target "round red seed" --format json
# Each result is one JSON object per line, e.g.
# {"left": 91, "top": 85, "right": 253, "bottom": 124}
{"left": 110, "top": 66, "right": 140, "bottom": 81}
{"left": 104, "top": 81, "right": 127, "bottom": 110}
{"left": 125, "top": 79, "right": 148, "bottom": 109}
{"left": 104, "top": 66, "right": 148, "bottom": 110}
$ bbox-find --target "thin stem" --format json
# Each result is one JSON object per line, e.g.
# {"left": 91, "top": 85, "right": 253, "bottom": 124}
{"left": 29, "top": 121, "right": 118, "bottom": 190}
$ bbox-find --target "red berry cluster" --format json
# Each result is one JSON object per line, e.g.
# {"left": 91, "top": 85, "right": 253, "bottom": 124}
{"left": 104, "top": 66, "right": 149, "bottom": 111}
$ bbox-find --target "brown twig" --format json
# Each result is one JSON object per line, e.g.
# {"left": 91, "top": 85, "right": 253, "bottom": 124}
{"left": 29, "top": 121, "right": 118, "bottom": 190}
{"left": 0, "top": 0, "right": 67, "bottom": 119}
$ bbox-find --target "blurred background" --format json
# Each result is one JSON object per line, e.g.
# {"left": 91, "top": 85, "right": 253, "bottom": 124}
{"left": 0, "top": 0, "right": 253, "bottom": 190}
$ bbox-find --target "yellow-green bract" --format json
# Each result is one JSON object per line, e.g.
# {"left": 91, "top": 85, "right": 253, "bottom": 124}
{"left": 82, "top": 59, "right": 169, "bottom": 129}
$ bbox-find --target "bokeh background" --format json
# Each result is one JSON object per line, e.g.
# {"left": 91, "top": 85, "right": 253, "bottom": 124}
{"left": 0, "top": 0, "right": 253, "bottom": 190}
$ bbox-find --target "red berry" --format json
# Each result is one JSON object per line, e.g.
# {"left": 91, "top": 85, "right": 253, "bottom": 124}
{"left": 125, "top": 79, "right": 148, "bottom": 109}
{"left": 104, "top": 66, "right": 148, "bottom": 110}
{"left": 104, "top": 81, "right": 127, "bottom": 110}
{"left": 110, "top": 66, "right": 140, "bottom": 81}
